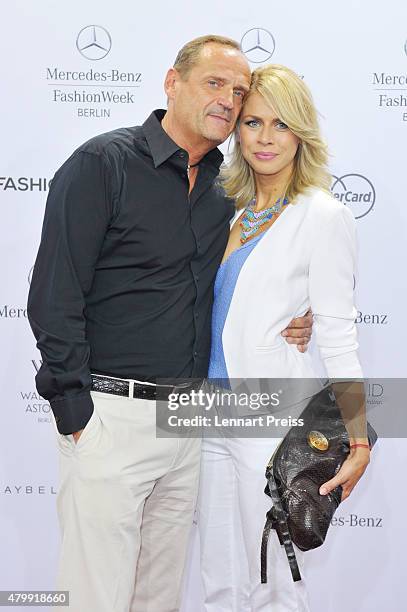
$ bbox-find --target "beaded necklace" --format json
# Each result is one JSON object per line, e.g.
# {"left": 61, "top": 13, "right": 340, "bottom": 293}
{"left": 240, "top": 197, "right": 289, "bottom": 244}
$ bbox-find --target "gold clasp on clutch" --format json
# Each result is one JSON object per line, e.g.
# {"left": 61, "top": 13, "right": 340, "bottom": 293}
{"left": 307, "top": 430, "right": 329, "bottom": 452}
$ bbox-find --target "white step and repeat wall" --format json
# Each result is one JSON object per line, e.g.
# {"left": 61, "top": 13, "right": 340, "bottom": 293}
{"left": 1, "top": 1, "right": 407, "bottom": 610}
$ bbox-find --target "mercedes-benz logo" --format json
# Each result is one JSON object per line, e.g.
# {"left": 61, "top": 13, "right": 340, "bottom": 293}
{"left": 241, "top": 28, "right": 275, "bottom": 64}
{"left": 331, "top": 174, "right": 376, "bottom": 219}
{"left": 76, "top": 25, "right": 112, "bottom": 61}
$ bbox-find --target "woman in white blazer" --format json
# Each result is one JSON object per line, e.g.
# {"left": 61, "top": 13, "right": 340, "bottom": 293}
{"left": 197, "top": 65, "right": 371, "bottom": 612}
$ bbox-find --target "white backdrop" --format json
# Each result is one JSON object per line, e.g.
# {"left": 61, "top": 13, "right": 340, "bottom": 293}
{"left": 1, "top": 1, "right": 407, "bottom": 610}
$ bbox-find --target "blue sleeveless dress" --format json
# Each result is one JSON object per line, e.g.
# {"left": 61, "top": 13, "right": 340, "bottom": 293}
{"left": 208, "top": 232, "right": 265, "bottom": 381}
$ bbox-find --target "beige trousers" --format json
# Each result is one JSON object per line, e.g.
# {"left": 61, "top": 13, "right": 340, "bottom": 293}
{"left": 53, "top": 390, "right": 201, "bottom": 612}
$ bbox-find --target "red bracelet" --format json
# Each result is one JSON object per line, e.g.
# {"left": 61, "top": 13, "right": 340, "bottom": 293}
{"left": 350, "top": 443, "right": 370, "bottom": 449}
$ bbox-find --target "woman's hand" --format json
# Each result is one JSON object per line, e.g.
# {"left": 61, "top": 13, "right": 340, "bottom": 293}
{"left": 319, "top": 448, "right": 370, "bottom": 502}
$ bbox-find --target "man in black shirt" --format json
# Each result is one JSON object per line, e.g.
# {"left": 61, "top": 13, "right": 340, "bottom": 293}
{"left": 28, "top": 35, "right": 312, "bottom": 612}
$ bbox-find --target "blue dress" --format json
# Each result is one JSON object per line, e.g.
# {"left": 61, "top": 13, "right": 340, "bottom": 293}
{"left": 208, "top": 232, "right": 265, "bottom": 381}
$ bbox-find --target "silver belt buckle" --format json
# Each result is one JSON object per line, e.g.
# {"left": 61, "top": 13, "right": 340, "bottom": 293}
{"left": 128, "top": 379, "right": 135, "bottom": 400}
{"left": 171, "top": 381, "right": 195, "bottom": 398}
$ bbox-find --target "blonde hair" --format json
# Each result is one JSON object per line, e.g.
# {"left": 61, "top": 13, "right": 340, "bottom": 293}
{"left": 173, "top": 35, "right": 241, "bottom": 78}
{"left": 221, "top": 64, "right": 331, "bottom": 208}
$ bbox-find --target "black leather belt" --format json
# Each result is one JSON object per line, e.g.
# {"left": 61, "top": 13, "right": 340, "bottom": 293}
{"left": 91, "top": 374, "right": 200, "bottom": 401}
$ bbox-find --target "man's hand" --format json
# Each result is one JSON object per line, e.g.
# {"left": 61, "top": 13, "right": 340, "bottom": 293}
{"left": 281, "top": 309, "right": 313, "bottom": 353}
{"left": 72, "top": 429, "right": 84, "bottom": 444}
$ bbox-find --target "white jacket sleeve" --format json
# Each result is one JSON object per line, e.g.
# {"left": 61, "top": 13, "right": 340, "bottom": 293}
{"left": 308, "top": 203, "right": 363, "bottom": 378}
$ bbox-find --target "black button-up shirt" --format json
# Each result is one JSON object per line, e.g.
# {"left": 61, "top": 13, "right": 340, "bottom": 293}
{"left": 28, "top": 110, "right": 234, "bottom": 434}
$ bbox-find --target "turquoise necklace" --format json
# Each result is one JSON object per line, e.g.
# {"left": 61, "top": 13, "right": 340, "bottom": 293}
{"left": 240, "top": 197, "right": 289, "bottom": 244}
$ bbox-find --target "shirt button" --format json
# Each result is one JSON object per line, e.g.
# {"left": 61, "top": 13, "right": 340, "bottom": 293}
{"left": 195, "top": 275, "right": 199, "bottom": 282}
{"left": 194, "top": 351, "right": 198, "bottom": 357}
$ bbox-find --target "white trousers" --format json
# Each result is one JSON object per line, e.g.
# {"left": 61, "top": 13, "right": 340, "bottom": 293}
{"left": 198, "top": 435, "right": 311, "bottom": 612}
{"left": 53, "top": 390, "right": 201, "bottom": 612}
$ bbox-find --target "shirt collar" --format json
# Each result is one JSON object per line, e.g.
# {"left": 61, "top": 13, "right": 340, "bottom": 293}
{"left": 142, "top": 109, "right": 224, "bottom": 171}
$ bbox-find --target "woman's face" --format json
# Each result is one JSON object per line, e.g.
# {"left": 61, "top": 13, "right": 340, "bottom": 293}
{"left": 238, "top": 91, "right": 300, "bottom": 182}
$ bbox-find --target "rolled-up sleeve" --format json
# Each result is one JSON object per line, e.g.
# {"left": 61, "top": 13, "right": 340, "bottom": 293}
{"left": 308, "top": 204, "right": 363, "bottom": 379}
{"left": 27, "top": 150, "right": 115, "bottom": 434}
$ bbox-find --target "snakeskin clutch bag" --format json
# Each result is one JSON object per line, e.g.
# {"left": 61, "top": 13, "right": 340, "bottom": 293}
{"left": 261, "top": 385, "right": 377, "bottom": 583}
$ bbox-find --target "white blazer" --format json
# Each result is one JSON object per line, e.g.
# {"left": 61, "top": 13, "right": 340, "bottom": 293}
{"left": 222, "top": 187, "right": 363, "bottom": 380}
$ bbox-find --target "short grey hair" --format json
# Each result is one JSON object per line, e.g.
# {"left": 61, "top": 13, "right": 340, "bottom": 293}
{"left": 174, "top": 34, "right": 241, "bottom": 78}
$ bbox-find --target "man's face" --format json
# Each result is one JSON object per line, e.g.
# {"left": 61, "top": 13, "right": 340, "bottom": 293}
{"left": 166, "top": 44, "right": 251, "bottom": 147}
